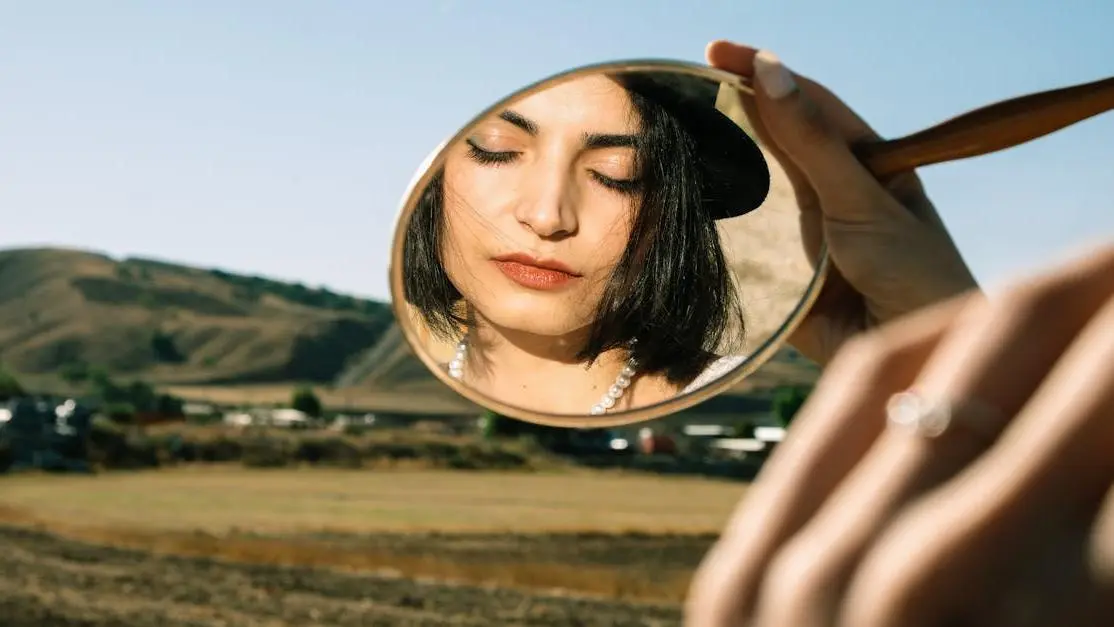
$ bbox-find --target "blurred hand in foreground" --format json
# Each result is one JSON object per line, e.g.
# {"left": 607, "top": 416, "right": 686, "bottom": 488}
{"left": 685, "top": 241, "right": 1114, "bottom": 626}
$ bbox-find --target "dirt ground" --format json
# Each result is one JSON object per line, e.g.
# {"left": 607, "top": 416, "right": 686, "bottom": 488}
{"left": 0, "top": 525, "right": 712, "bottom": 626}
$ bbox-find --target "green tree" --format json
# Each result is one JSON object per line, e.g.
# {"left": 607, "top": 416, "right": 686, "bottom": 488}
{"left": 0, "top": 368, "right": 25, "bottom": 401}
{"left": 731, "top": 420, "right": 756, "bottom": 438}
{"left": 59, "top": 361, "right": 91, "bottom": 385}
{"left": 291, "top": 387, "right": 323, "bottom": 417}
{"left": 89, "top": 369, "right": 127, "bottom": 404}
{"left": 126, "top": 380, "right": 158, "bottom": 412}
{"left": 772, "top": 385, "right": 811, "bottom": 427}
{"left": 478, "top": 410, "right": 515, "bottom": 438}
{"left": 104, "top": 402, "right": 137, "bottom": 423}
{"left": 150, "top": 330, "right": 185, "bottom": 363}
{"left": 155, "top": 393, "right": 184, "bottom": 416}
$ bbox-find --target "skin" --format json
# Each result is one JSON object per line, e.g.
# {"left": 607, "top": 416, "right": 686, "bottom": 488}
{"left": 686, "top": 43, "right": 1114, "bottom": 627}
{"left": 437, "top": 74, "right": 678, "bottom": 414}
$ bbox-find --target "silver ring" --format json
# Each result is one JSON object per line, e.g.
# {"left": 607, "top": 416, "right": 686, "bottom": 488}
{"left": 885, "top": 390, "right": 1008, "bottom": 442}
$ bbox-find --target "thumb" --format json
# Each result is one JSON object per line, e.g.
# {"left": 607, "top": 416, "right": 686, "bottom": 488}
{"left": 751, "top": 50, "right": 882, "bottom": 220}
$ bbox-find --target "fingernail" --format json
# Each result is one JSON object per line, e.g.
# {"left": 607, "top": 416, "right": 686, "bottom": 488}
{"left": 754, "top": 50, "right": 797, "bottom": 100}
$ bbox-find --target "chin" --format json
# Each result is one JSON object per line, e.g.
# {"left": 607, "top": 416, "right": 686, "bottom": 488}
{"left": 474, "top": 294, "right": 591, "bottom": 338}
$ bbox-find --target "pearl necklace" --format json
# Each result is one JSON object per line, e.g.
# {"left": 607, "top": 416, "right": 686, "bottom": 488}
{"left": 447, "top": 338, "right": 638, "bottom": 415}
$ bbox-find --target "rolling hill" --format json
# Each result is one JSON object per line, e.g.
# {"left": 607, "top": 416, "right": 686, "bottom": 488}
{"left": 0, "top": 247, "right": 393, "bottom": 387}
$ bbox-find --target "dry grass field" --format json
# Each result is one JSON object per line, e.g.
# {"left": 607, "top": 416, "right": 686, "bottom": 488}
{"left": 0, "top": 467, "right": 744, "bottom": 534}
{"left": 0, "top": 467, "right": 747, "bottom": 626}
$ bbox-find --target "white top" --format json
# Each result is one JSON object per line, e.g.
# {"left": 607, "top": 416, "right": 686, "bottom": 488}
{"left": 680, "top": 354, "right": 748, "bottom": 395}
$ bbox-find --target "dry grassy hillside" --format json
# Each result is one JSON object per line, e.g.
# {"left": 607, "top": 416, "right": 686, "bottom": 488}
{"left": 0, "top": 247, "right": 393, "bottom": 386}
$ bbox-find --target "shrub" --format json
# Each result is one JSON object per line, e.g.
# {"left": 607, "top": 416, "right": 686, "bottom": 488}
{"left": 291, "top": 387, "right": 322, "bottom": 418}
{"left": 150, "top": 331, "right": 186, "bottom": 363}
{"left": 87, "top": 416, "right": 160, "bottom": 470}
{"left": 772, "top": 385, "right": 811, "bottom": 427}
{"left": 294, "top": 436, "right": 362, "bottom": 468}
{"left": 0, "top": 435, "right": 11, "bottom": 472}
{"left": 0, "top": 368, "right": 25, "bottom": 401}
{"left": 241, "top": 436, "right": 293, "bottom": 468}
{"left": 59, "top": 361, "right": 91, "bottom": 384}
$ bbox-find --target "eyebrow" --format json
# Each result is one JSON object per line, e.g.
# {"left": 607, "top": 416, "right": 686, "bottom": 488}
{"left": 584, "top": 133, "right": 637, "bottom": 149}
{"left": 498, "top": 109, "right": 638, "bottom": 149}
{"left": 499, "top": 110, "right": 537, "bottom": 134}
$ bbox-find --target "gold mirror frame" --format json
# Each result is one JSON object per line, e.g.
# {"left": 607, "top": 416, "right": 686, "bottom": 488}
{"left": 387, "top": 58, "right": 831, "bottom": 428}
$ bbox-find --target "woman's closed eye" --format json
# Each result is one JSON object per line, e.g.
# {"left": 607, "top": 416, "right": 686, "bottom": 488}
{"left": 587, "top": 152, "right": 640, "bottom": 195}
{"left": 589, "top": 171, "right": 640, "bottom": 195}
{"left": 466, "top": 138, "right": 518, "bottom": 165}
{"left": 466, "top": 137, "right": 641, "bottom": 195}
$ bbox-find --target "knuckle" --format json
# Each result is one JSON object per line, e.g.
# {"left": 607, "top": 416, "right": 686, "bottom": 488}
{"left": 756, "top": 540, "right": 834, "bottom": 622}
{"left": 829, "top": 333, "right": 885, "bottom": 371}
{"left": 841, "top": 514, "right": 944, "bottom": 627}
{"left": 842, "top": 560, "right": 927, "bottom": 627}
{"left": 994, "top": 279, "right": 1057, "bottom": 325}
{"left": 683, "top": 536, "right": 763, "bottom": 625}
{"left": 681, "top": 569, "right": 724, "bottom": 625}
{"left": 993, "top": 243, "right": 1114, "bottom": 323}
{"left": 829, "top": 332, "right": 905, "bottom": 387}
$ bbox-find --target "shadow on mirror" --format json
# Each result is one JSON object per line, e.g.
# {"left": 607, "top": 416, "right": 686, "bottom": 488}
{"left": 391, "top": 62, "right": 827, "bottom": 426}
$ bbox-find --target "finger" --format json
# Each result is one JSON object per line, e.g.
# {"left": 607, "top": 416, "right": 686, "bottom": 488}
{"left": 706, "top": 41, "right": 881, "bottom": 143}
{"left": 705, "top": 40, "right": 757, "bottom": 79}
{"left": 841, "top": 264, "right": 1114, "bottom": 627}
{"left": 748, "top": 243, "right": 1114, "bottom": 626}
{"left": 683, "top": 292, "right": 974, "bottom": 627}
{"left": 707, "top": 41, "right": 937, "bottom": 220}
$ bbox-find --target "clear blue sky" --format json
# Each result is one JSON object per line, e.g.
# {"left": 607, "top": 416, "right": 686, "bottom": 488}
{"left": 2, "top": 0, "right": 1111, "bottom": 301}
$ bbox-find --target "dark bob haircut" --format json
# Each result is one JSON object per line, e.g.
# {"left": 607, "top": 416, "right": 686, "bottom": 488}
{"left": 403, "top": 76, "right": 746, "bottom": 386}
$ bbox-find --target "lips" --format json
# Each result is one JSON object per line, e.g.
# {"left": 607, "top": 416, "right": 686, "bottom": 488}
{"left": 493, "top": 253, "right": 581, "bottom": 291}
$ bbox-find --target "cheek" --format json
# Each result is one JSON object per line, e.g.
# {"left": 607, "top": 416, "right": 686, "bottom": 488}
{"left": 439, "top": 165, "right": 504, "bottom": 287}
{"left": 444, "top": 160, "right": 513, "bottom": 223}
{"left": 441, "top": 167, "right": 492, "bottom": 254}
{"left": 581, "top": 195, "right": 637, "bottom": 269}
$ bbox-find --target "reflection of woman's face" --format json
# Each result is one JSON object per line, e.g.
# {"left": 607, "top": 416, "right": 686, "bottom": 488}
{"left": 440, "top": 75, "right": 642, "bottom": 339}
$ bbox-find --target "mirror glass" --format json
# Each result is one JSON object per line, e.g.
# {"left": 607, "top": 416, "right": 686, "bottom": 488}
{"left": 388, "top": 61, "right": 827, "bottom": 427}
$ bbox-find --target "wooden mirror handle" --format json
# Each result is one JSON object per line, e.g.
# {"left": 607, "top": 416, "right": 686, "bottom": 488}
{"left": 855, "top": 76, "right": 1114, "bottom": 179}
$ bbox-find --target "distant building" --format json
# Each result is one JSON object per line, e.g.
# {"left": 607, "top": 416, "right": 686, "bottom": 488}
{"left": 221, "top": 407, "right": 311, "bottom": 429}
{"left": 182, "top": 402, "right": 217, "bottom": 417}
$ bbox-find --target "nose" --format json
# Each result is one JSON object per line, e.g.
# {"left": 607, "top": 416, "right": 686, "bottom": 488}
{"left": 514, "top": 160, "right": 578, "bottom": 239}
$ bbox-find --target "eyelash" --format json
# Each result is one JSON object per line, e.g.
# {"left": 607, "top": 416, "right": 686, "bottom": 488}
{"left": 466, "top": 140, "right": 641, "bottom": 195}
{"left": 591, "top": 171, "right": 640, "bottom": 194}
{"left": 466, "top": 140, "right": 517, "bottom": 165}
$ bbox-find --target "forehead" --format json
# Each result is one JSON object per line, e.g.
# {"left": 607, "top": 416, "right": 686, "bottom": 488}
{"left": 510, "top": 74, "right": 635, "bottom": 132}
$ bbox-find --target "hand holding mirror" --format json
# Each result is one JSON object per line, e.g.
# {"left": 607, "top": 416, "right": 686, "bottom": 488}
{"left": 388, "top": 58, "right": 1114, "bottom": 428}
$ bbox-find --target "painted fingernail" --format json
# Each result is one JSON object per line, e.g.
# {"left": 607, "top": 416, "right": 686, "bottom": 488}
{"left": 754, "top": 50, "right": 797, "bottom": 100}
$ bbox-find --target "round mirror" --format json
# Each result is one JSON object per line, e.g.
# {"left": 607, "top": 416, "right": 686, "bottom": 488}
{"left": 387, "top": 60, "right": 829, "bottom": 427}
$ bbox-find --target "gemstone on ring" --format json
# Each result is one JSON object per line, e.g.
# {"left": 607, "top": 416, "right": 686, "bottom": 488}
{"left": 885, "top": 390, "right": 953, "bottom": 438}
